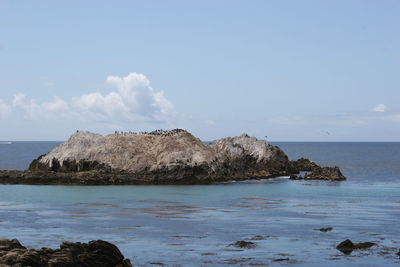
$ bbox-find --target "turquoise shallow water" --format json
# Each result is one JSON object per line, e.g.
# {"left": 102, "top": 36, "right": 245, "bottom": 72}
{"left": 0, "top": 142, "right": 399, "bottom": 266}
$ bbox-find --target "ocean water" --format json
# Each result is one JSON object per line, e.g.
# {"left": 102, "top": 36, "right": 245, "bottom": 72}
{"left": 0, "top": 142, "right": 399, "bottom": 266}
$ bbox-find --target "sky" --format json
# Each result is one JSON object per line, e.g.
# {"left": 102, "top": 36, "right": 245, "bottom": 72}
{"left": 0, "top": 0, "right": 399, "bottom": 141}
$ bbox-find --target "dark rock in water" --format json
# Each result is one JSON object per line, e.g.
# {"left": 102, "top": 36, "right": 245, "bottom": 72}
{"left": 354, "top": 242, "right": 376, "bottom": 249}
{"left": 231, "top": 241, "right": 256, "bottom": 249}
{"left": 396, "top": 249, "right": 400, "bottom": 257}
{"left": 273, "top": 258, "right": 290, "bottom": 262}
{"left": 0, "top": 239, "right": 132, "bottom": 266}
{"left": 317, "top": 227, "right": 333, "bottom": 232}
{"left": 290, "top": 157, "right": 346, "bottom": 181}
{"left": 148, "top": 262, "right": 166, "bottom": 266}
{"left": 289, "top": 174, "right": 303, "bottom": 180}
{"left": 336, "top": 239, "right": 376, "bottom": 254}
{"left": 336, "top": 239, "right": 356, "bottom": 254}
{"left": 304, "top": 166, "right": 346, "bottom": 181}
{"left": 291, "top": 157, "right": 318, "bottom": 171}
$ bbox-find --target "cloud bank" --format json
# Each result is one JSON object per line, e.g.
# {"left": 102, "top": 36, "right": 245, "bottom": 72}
{"left": 2, "top": 73, "right": 174, "bottom": 124}
{"left": 74, "top": 73, "right": 173, "bottom": 121}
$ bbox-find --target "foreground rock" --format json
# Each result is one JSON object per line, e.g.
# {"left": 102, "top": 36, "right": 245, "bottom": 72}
{"left": 0, "top": 239, "right": 132, "bottom": 266}
{"left": 0, "top": 130, "right": 346, "bottom": 185}
{"left": 336, "top": 239, "right": 376, "bottom": 254}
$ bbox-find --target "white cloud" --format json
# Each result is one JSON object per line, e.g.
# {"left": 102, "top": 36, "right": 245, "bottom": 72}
{"left": 12, "top": 93, "right": 26, "bottom": 107}
{"left": 5, "top": 72, "right": 175, "bottom": 123}
{"left": 0, "top": 99, "right": 10, "bottom": 119}
{"left": 43, "top": 96, "right": 69, "bottom": 112}
{"left": 13, "top": 93, "right": 69, "bottom": 119}
{"left": 373, "top": 104, "right": 386, "bottom": 113}
{"left": 12, "top": 93, "right": 43, "bottom": 120}
{"left": 74, "top": 91, "right": 126, "bottom": 119}
{"left": 101, "top": 72, "right": 174, "bottom": 120}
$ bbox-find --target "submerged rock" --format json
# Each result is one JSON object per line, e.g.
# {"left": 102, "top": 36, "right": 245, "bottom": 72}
{"left": 304, "top": 166, "right": 346, "bottom": 181}
{"left": 230, "top": 241, "right": 256, "bottom": 249}
{"left": 273, "top": 258, "right": 290, "bottom": 262}
{"left": 317, "top": 227, "right": 333, "bottom": 232}
{"left": 336, "top": 239, "right": 376, "bottom": 254}
{"left": 0, "top": 239, "right": 132, "bottom": 266}
{"left": 249, "top": 235, "right": 269, "bottom": 240}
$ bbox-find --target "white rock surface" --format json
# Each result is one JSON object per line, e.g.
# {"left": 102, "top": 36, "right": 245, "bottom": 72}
{"left": 39, "top": 130, "right": 283, "bottom": 173}
{"left": 210, "top": 133, "right": 274, "bottom": 161}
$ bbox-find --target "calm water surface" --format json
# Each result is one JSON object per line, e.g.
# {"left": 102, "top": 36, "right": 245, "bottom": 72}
{"left": 0, "top": 142, "right": 399, "bottom": 266}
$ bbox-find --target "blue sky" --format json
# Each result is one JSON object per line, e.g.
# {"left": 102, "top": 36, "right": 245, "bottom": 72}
{"left": 0, "top": 0, "right": 399, "bottom": 141}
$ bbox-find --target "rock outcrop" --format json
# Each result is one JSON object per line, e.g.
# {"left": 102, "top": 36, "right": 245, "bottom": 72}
{"left": 0, "top": 129, "right": 346, "bottom": 185}
{"left": 0, "top": 239, "right": 132, "bottom": 266}
{"left": 230, "top": 241, "right": 256, "bottom": 249}
{"left": 304, "top": 166, "right": 346, "bottom": 181}
{"left": 336, "top": 239, "right": 376, "bottom": 254}
{"left": 290, "top": 166, "right": 346, "bottom": 181}
{"left": 290, "top": 157, "right": 318, "bottom": 171}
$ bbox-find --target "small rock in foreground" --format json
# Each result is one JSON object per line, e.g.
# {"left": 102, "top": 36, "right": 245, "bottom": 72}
{"left": 0, "top": 238, "right": 132, "bottom": 267}
{"left": 336, "top": 239, "right": 376, "bottom": 255}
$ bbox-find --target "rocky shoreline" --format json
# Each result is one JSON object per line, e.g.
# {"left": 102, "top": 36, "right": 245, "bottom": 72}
{"left": 0, "top": 130, "right": 346, "bottom": 185}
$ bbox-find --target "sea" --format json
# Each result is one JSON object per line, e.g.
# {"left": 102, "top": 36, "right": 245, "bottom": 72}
{"left": 0, "top": 141, "right": 399, "bottom": 266}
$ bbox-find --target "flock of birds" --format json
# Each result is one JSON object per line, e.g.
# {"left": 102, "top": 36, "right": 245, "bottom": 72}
{"left": 111, "top": 129, "right": 187, "bottom": 136}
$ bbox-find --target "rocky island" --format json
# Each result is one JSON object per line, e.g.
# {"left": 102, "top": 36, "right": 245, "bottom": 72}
{"left": 0, "top": 129, "right": 346, "bottom": 185}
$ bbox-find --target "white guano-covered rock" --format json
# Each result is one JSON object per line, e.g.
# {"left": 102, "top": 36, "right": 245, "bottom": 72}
{"left": 210, "top": 133, "right": 274, "bottom": 161}
{"left": 35, "top": 129, "right": 289, "bottom": 179}
{"left": 39, "top": 130, "right": 214, "bottom": 172}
